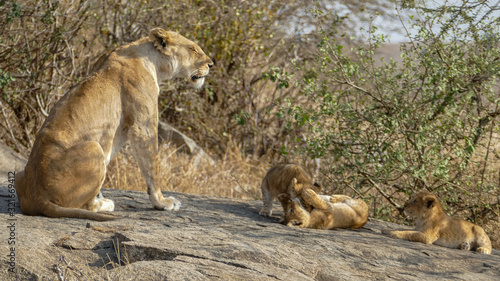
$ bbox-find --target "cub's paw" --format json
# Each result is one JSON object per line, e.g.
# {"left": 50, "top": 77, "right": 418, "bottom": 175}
{"left": 381, "top": 228, "right": 396, "bottom": 236}
{"left": 279, "top": 215, "right": 287, "bottom": 224}
{"left": 476, "top": 247, "right": 491, "bottom": 254}
{"left": 286, "top": 220, "right": 303, "bottom": 227}
{"left": 259, "top": 209, "right": 272, "bottom": 217}
{"left": 460, "top": 242, "right": 471, "bottom": 251}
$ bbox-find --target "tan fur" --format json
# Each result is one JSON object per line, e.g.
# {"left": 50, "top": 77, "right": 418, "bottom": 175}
{"left": 259, "top": 164, "right": 321, "bottom": 217}
{"left": 283, "top": 183, "right": 369, "bottom": 230}
{"left": 14, "top": 28, "right": 213, "bottom": 221}
{"left": 382, "top": 191, "right": 492, "bottom": 254}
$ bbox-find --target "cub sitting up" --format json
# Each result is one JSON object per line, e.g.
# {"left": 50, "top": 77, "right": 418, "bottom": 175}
{"left": 382, "top": 191, "right": 492, "bottom": 254}
{"left": 279, "top": 178, "right": 368, "bottom": 229}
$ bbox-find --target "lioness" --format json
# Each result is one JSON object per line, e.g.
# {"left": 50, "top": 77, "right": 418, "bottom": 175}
{"left": 259, "top": 164, "right": 321, "bottom": 217}
{"left": 382, "top": 191, "right": 492, "bottom": 254}
{"left": 14, "top": 28, "right": 213, "bottom": 221}
{"left": 281, "top": 179, "right": 369, "bottom": 229}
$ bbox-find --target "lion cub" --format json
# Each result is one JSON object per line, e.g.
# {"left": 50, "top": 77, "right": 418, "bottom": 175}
{"left": 259, "top": 164, "right": 321, "bottom": 217}
{"left": 280, "top": 179, "right": 369, "bottom": 229}
{"left": 382, "top": 191, "right": 492, "bottom": 254}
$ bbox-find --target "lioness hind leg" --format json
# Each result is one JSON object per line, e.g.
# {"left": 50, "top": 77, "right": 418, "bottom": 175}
{"left": 41, "top": 141, "right": 109, "bottom": 217}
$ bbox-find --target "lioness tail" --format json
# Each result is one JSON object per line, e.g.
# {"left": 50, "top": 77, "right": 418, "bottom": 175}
{"left": 43, "top": 201, "right": 115, "bottom": 221}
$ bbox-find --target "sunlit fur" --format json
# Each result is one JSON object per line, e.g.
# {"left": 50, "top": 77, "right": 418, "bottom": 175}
{"left": 382, "top": 191, "right": 492, "bottom": 254}
{"left": 282, "top": 185, "right": 368, "bottom": 230}
{"left": 15, "top": 28, "right": 213, "bottom": 221}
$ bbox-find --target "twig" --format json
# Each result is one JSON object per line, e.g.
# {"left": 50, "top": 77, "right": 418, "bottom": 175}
{"left": 360, "top": 172, "right": 404, "bottom": 213}
{"left": 36, "top": 94, "right": 49, "bottom": 117}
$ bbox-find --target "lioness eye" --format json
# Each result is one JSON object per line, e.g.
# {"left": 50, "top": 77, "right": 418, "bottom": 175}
{"left": 191, "top": 46, "right": 201, "bottom": 56}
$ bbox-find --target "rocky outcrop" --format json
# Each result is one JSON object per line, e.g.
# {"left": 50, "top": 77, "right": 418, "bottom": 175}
{"left": 158, "top": 121, "right": 214, "bottom": 166}
{"left": 0, "top": 185, "right": 499, "bottom": 281}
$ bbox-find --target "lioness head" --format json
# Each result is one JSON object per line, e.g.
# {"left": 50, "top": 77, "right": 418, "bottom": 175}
{"left": 150, "top": 28, "right": 213, "bottom": 88}
{"left": 404, "top": 191, "right": 442, "bottom": 219}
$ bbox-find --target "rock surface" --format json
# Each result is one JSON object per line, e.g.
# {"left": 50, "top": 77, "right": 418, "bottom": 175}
{"left": 0, "top": 184, "right": 499, "bottom": 281}
{"left": 0, "top": 143, "right": 26, "bottom": 176}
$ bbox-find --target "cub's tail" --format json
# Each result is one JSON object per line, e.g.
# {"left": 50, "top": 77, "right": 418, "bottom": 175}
{"left": 42, "top": 201, "right": 115, "bottom": 221}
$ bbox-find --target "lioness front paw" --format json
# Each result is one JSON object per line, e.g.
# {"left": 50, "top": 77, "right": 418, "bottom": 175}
{"left": 476, "top": 247, "right": 491, "bottom": 254}
{"left": 259, "top": 209, "right": 272, "bottom": 217}
{"left": 156, "top": 196, "right": 181, "bottom": 211}
{"left": 286, "top": 220, "right": 303, "bottom": 227}
{"left": 300, "top": 188, "right": 316, "bottom": 198}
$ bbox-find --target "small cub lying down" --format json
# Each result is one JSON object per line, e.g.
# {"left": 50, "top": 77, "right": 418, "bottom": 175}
{"left": 279, "top": 178, "right": 368, "bottom": 229}
{"left": 259, "top": 164, "right": 321, "bottom": 217}
{"left": 382, "top": 191, "right": 492, "bottom": 254}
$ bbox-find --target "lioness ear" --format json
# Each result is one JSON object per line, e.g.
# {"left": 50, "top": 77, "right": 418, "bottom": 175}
{"left": 313, "top": 182, "right": 322, "bottom": 192}
{"left": 150, "top": 28, "right": 172, "bottom": 50}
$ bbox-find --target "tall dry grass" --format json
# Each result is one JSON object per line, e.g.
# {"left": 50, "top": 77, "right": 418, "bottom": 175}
{"left": 104, "top": 142, "right": 269, "bottom": 200}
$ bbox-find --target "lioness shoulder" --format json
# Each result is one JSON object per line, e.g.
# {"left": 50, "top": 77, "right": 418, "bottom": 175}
{"left": 382, "top": 191, "right": 492, "bottom": 254}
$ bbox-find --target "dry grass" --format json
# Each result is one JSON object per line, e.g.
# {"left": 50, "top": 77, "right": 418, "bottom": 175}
{"left": 104, "top": 141, "right": 269, "bottom": 200}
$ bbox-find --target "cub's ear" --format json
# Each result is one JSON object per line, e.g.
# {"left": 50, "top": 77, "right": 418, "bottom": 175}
{"left": 149, "top": 28, "right": 172, "bottom": 50}
{"left": 313, "top": 182, "right": 322, "bottom": 192}
{"left": 423, "top": 195, "right": 436, "bottom": 209}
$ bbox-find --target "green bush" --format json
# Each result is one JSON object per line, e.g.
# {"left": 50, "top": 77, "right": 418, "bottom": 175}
{"left": 0, "top": 0, "right": 389, "bottom": 156}
{"left": 266, "top": 1, "right": 500, "bottom": 225}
